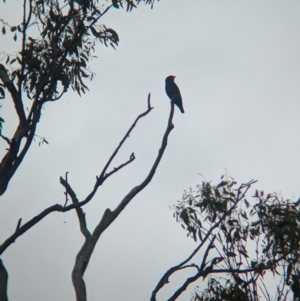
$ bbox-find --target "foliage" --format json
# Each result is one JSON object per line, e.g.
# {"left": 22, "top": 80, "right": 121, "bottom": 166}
{"left": 0, "top": 119, "right": 3, "bottom": 134}
{"left": 1, "top": 0, "right": 157, "bottom": 99}
{"left": 152, "top": 176, "right": 300, "bottom": 301}
{"left": 0, "top": 0, "right": 159, "bottom": 196}
{"left": 0, "top": 1, "right": 166, "bottom": 300}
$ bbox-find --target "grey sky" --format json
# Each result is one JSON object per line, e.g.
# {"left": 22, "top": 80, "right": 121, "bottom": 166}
{"left": 0, "top": 0, "right": 300, "bottom": 300}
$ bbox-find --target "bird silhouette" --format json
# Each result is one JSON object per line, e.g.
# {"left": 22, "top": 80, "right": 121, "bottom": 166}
{"left": 165, "top": 75, "right": 184, "bottom": 113}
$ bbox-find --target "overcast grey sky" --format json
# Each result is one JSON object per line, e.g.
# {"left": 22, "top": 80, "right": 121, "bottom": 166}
{"left": 1, "top": 0, "right": 300, "bottom": 300}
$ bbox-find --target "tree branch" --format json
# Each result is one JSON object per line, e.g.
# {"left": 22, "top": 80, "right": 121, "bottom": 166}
{"left": 151, "top": 179, "right": 258, "bottom": 301}
{"left": 99, "top": 94, "right": 152, "bottom": 180}
{"left": 0, "top": 95, "right": 154, "bottom": 254}
{"left": 61, "top": 176, "right": 91, "bottom": 239}
{"left": 71, "top": 100, "right": 175, "bottom": 301}
{"left": 0, "top": 259, "right": 8, "bottom": 301}
{"left": 20, "top": 0, "right": 33, "bottom": 90}
{"left": 0, "top": 70, "right": 26, "bottom": 126}
{"left": 0, "top": 103, "right": 41, "bottom": 195}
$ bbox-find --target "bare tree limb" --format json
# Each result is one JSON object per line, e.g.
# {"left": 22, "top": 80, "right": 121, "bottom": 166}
{"left": 63, "top": 172, "right": 70, "bottom": 207}
{"left": 200, "top": 235, "right": 216, "bottom": 273}
{"left": 0, "top": 95, "right": 154, "bottom": 255}
{"left": 15, "top": 218, "right": 22, "bottom": 232}
{"left": 99, "top": 93, "right": 152, "bottom": 180}
{"left": 61, "top": 176, "right": 91, "bottom": 239}
{"left": 0, "top": 135, "right": 10, "bottom": 145}
{"left": 71, "top": 100, "right": 175, "bottom": 301}
{"left": 164, "top": 238, "right": 216, "bottom": 301}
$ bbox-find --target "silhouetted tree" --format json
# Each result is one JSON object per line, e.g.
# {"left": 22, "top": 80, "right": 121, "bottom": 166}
{"left": 152, "top": 176, "right": 300, "bottom": 301}
{"left": 0, "top": 1, "right": 181, "bottom": 301}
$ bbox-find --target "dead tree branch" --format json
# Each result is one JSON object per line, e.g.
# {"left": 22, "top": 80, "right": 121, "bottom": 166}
{"left": 0, "top": 95, "right": 153, "bottom": 256}
{"left": 71, "top": 100, "right": 175, "bottom": 301}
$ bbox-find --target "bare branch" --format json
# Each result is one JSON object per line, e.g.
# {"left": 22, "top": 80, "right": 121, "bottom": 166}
{"left": 165, "top": 238, "right": 216, "bottom": 301}
{"left": 99, "top": 93, "right": 153, "bottom": 180}
{"left": 151, "top": 227, "right": 218, "bottom": 301}
{"left": 200, "top": 235, "right": 216, "bottom": 272}
{"left": 0, "top": 135, "right": 10, "bottom": 145}
{"left": 15, "top": 218, "right": 22, "bottom": 231}
{"left": 60, "top": 177, "right": 91, "bottom": 239}
{"left": 0, "top": 94, "right": 154, "bottom": 254}
{"left": 63, "top": 172, "right": 69, "bottom": 207}
{"left": 71, "top": 100, "right": 175, "bottom": 301}
{"left": 104, "top": 152, "right": 135, "bottom": 179}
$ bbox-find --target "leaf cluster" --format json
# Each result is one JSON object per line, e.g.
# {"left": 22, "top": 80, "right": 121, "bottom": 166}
{"left": 112, "top": 0, "right": 158, "bottom": 10}
{"left": 171, "top": 176, "right": 300, "bottom": 301}
{"left": 3, "top": 2, "right": 115, "bottom": 99}
{"left": 1, "top": 0, "right": 158, "bottom": 101}
{"left": 0, "top": 0, "right": 160, "bottom": 196}
{"left": 193, "top": 277, "right": 249, "bottom": 301}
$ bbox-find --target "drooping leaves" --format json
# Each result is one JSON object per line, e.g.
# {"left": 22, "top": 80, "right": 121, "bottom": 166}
{"left": 0, "top": 0, "right": 159, "bottom": 100}
{"left": 172, "top": 176, "right": 300, "bottom": 301}
{"left": 0, "top": 84, "right": 5, "bottom": 99}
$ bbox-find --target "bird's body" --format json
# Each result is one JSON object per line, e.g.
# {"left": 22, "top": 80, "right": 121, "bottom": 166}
{"left": 165, "top": 75, "right": 184, "bottom": 113}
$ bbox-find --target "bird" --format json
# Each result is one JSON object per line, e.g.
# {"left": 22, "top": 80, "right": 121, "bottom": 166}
{"left": 165, "top": 75, "right": 184, "bottom": 113}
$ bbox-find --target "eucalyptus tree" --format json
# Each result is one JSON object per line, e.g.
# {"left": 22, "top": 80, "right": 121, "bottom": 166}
{"left": 0, "top": 0, "right": 158, "bottom": 195}
{"left": 152, "top": 176, "right": 300, "bottom": 301}
{"left": 0, "top": 1, "right": 181, "bottom": 301}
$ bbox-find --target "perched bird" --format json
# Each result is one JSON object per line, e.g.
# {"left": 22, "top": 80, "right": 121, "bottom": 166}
{"left": 165, "top": 75, "right": 184, "bottom": 113}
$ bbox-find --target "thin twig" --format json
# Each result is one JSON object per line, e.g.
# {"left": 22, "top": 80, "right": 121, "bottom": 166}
{"left": 63, "top": 171, "right": 69, "bottom": 207}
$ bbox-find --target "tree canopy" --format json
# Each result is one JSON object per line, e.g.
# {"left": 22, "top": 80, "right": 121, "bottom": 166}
{"left": 0, "top": 0, "right": 159, "bottom": 195}
{"left": 152, "top": 176, "right": 300, "bottom": 301}
{"left": 0, "top": 1, "right": 176, "bottom": 301}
